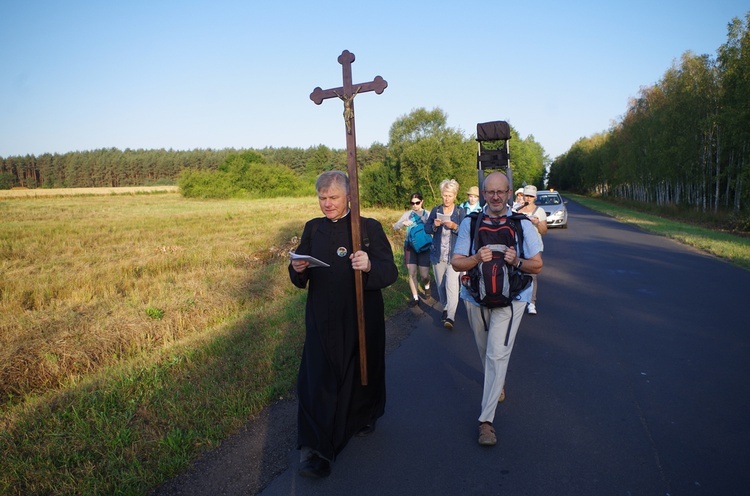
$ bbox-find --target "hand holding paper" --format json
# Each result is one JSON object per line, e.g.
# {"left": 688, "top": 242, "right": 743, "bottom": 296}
{"left": 289, "top": 251, "right": 330, "bottom": 268}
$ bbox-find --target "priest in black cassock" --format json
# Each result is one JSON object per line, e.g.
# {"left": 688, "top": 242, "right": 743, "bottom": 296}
{"left": 289, "top": 171, "right": 398, "bottom": 479}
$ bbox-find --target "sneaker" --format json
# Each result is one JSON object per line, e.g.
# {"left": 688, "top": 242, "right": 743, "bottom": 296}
{"left": 355, "top": 421, "right": 377, "bottom": 437}
{"left": 409, "top": 298, "right": 419, "bottom": 307}
{"left": 498, "top": 388, "right": 506, "bottom": 403}
{"left": 299, "top": 453, "right": 331, "bottom": 478}
{"left": 424, "top": 281, "right": 430, "bottom": 291}
{"left": 443, "top": 318, "right": 454, "bottom": 330}
{"left": 478, "top": 422, "right": 496, "bottom": 446}
{"left": 527, "top": 303, "right": 537, "bottom": 315}
{"left": 441, "top": 310, "right": 447, "bottom": 322}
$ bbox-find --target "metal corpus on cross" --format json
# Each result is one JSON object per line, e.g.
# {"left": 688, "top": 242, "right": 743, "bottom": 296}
{"left": 310, "top": 50, "right": 387, "bottom": 386}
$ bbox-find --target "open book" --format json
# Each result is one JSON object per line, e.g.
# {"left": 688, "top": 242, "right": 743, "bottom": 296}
{"left": 289, "top": 251, "right": 330, "bottom": 268}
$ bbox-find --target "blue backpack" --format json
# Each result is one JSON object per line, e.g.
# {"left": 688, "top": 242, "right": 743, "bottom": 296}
{"left": 407, "top": 212, "right": 432, "bottom": 253}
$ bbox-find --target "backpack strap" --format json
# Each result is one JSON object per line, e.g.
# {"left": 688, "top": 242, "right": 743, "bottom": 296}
{"left": 469, "top": 211, "right": 529, "bottom": 259}
{"left": 409, "top": 210, "right": 425, "bottom": 226}
{"left": 361, "top": 217, "right": 371, "bottom": 250}
{"left": 468, "top": 211, "right": 482, "bottom": 255}
{"left": 505, "top": 213, "right": 530, "bottom": 259}
{"left": 309, "top": 217, "right": 323, "bottom": 241}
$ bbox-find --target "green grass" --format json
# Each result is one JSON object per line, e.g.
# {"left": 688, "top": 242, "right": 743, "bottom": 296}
{"left": 568, "top": 193, "right": 750, "bottom": 270}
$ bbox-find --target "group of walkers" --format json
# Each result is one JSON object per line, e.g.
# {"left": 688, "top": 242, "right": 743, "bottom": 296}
{"left": 288, "top": 170, "right": 547, "bottom": 478}
{"left": 395, "top": 178, "right": 546, "bottom": 319}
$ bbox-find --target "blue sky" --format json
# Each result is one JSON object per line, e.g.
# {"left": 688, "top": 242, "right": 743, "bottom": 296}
{"left": 1, "top": 1, "right": 747, "bottom": 160}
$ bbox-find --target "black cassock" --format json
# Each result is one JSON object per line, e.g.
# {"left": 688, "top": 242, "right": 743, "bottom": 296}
{"left": 289, "top": 213, "right": 398, "bottom": 461}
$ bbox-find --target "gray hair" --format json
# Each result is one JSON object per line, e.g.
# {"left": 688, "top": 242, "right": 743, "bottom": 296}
{"left": 316, "top": 170, "right": 349, "bottom": 194}
{"left": 439, "top": 178, "right": 459, "bottom": 196}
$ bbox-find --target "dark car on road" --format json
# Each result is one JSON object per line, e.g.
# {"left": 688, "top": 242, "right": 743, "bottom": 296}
{"left": 535, "top": 190, "right": 568, "bottom": 228}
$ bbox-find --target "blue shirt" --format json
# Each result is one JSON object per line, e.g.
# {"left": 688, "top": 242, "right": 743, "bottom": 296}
{"left": 453, "top": 206, "right": 543, "bottom": 306}
{"left": 460, "top": 200, "right": 482, "bottom": 214}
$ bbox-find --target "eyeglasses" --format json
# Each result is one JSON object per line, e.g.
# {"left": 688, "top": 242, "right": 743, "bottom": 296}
{"left": 410, "top": 200, "right": 422, "bottom": 205}
{"left": 483, "top": 189, "right": 509, "bottom": 198}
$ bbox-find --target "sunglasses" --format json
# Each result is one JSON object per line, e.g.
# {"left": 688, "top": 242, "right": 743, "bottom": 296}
{"left": 410, "top": 200, "right": 422, "bottom": 205}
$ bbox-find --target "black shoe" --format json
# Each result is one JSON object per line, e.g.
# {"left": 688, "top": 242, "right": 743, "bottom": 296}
{"left": 408, "top": 298, "right": 419, "bottom": 307}
{"left": 299, "top": 454, "right": 331, "bottom": 479}
{"left": 356, "top": 421, "right": 377, "bottom": 437}
{"left": 441, "top": 310, "right": 447, "bottom": 322}
{"left": 443, "top": 318, "right": 454, "bottom": 330}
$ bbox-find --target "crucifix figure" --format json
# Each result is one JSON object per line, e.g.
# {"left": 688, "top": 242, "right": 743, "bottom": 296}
{"left": 310, "top": 50, "right": 387, "bottom": 385}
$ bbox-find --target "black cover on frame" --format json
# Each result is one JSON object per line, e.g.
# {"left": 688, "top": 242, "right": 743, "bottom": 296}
{"left": 476, "top": 121, "right": 511, "bottom": 142}
{"left": 478, "top": 151, "right": 509, "bottom": 164}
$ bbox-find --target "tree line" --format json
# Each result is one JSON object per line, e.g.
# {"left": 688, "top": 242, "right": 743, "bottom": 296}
{"left": 0, "top": 146, "right": 355, "bottom": 190}
{"left": 0, "top": 108, "right": 548, "bottom": 208}
{"left": 548, "top": 12, "right": 750, "bottom": 214}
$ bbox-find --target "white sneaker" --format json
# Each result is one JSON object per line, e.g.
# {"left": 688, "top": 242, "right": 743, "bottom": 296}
{"left": 527, "top": 303, "right": 537, "bottom": 315}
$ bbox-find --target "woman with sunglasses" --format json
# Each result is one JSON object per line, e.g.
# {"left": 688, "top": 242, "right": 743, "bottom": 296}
{"left": 393, "top": 193, "right": 431, "bottom": 307}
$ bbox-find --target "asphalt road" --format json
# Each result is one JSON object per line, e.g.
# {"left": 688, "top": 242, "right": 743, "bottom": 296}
{"left": 154, "top": 199, "right": 750, "bottom": 496}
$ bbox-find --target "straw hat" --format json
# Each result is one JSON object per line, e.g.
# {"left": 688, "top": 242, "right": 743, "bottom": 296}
{"left": 467, "top": 186, "right": 479, "bottom": 196}
{"left": 523, "top": 185, "right": 537, "bottom": 197}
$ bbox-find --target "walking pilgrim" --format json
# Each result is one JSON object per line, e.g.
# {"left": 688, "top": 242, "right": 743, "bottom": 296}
{"left": 290, "top": 50, "right": 396, "bottom": 479}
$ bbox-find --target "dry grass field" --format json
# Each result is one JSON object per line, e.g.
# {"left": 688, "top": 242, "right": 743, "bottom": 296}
{"left": 1, "top": 191, "right": 292, "bottom": 402}
{"left": 0, "top": 185, "right": 179, "bottom": 198}
{"left": 0, "top": 190, "right": 408, "bottom": 495}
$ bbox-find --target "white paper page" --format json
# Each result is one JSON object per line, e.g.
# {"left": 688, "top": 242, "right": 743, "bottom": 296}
{"left": 289, "top": 252, "right": 330, "bottom": 268}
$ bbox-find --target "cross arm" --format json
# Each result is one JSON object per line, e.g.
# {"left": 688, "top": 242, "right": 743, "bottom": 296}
{"left": 310, "top": 76, "right": 388, "bottom": 105}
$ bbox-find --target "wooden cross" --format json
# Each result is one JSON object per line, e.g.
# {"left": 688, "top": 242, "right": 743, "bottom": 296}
{"left": 310, "top": 50, "right": 387, "bottom": 386}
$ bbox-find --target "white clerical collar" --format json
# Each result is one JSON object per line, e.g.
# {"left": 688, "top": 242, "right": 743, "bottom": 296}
{"left": 331, "top": 209, "right": 351, "bottom": 222}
